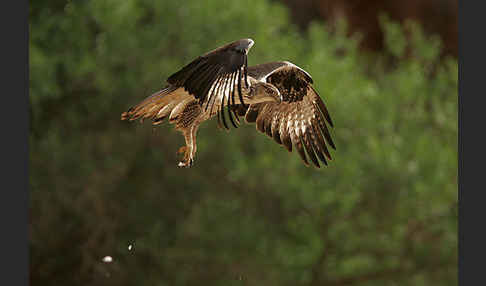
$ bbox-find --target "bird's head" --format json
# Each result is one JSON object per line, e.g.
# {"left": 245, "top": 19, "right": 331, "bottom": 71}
{"left": 245, "top": 81, "right": 282, "bottom": 104}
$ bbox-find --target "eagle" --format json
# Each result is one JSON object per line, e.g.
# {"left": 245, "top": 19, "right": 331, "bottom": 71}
{"left": 121, "top": 38, "right": 335, "bottom": 168}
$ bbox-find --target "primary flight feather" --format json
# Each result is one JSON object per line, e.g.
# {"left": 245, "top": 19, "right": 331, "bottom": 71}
{"left": 121, "top": 38, "right": 335, "bottom": 168}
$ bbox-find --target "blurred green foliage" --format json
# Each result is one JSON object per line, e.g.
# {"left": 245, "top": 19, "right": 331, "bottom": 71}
{"left": 30, "top": 0, "right": 457, "bottom": 285}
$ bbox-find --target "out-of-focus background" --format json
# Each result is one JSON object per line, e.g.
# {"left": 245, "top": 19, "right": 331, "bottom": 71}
{"left": 29, "top": 0, "right": 457, "bottom": 285}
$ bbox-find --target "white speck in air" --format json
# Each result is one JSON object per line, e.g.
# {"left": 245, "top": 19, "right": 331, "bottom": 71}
{"left": 102, "top": 256, "right": 113, "bottom": 263}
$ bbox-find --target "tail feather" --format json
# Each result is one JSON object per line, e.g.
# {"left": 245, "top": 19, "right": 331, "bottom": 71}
{"left": 121, "top": 86, "right": 194, "bottom": 125}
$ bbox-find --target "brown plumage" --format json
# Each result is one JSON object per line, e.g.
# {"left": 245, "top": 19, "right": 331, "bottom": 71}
{"left": 121, "top": 39, "right": 335, "bottom": 168}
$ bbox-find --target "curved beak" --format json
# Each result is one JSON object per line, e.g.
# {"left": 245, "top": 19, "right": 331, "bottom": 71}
{"left": 273, "top": 92, "right": 282, "bottom": 103}
{"left": 270, "top": 86, "right": 282, "bottom": 103}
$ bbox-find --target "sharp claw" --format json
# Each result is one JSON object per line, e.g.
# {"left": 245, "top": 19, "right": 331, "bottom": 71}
{"left": 177, "top": 158, "right": 194, "bottom": 168}
{"left": 177, "top": 145, "right": 194, "bottom": 168}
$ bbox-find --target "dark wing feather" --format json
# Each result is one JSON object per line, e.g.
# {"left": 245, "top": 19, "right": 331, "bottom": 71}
{"left": 244, "top": 62, "right": 335, "bottom": 168}
{"left": 202, "top": 70, "right": 258, "bottom": 130}
{"left": 167, "top": 39, "right": 253, "bottom": 111}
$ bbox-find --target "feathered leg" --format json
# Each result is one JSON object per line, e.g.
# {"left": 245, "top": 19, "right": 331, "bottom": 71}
{"left": 177, "top": 125, "right": 199, "bottom": 168}
{"left": 190, "top": 125, "right": 198, "bottom": 161}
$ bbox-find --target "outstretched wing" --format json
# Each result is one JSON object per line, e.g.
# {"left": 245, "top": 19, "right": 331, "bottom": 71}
{"left": 122, "top": 39, "right": 255, "bottom": 128}
{"left": 167, "top": 38, "right": 254, "bottom": 113}
{"left": 245, "top": 62, "right": 335, "bottom": 168}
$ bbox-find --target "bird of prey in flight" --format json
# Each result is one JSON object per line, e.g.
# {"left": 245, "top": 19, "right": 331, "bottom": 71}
{"left": 121, "top": 38, "right": 335, "bottom": 168}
